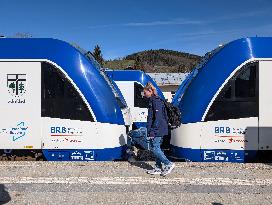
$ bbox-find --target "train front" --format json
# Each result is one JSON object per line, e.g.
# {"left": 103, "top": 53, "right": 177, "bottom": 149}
{"left": 0, "top": 38, "right": 127, "bottom": 161}
{"left": 170, "top": 38, "right": 272, "bottom": 163}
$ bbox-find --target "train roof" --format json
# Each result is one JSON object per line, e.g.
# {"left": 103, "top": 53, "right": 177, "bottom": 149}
{"left": 173, "top": 37, "right": 272, "bottom": 123}
{"left": 0, "top": 38, "right": 124, "bottom": 125}
{"left": 105, "top": 69, "right": 165, "bottom": 100}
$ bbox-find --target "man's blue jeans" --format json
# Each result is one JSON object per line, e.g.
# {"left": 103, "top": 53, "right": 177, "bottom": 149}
{"left": 127, "top": 127, "right": 171, "bottom": 167}
{"left": 127, "top": 127, "right": 150, "bottom": 150}
{"left": 150, "top": 136, "right": 171, "bottom": 167}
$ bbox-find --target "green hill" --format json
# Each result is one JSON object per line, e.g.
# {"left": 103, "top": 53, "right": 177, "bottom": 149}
{"left": 104, "top": 49, "right": 201, "bottom": 73}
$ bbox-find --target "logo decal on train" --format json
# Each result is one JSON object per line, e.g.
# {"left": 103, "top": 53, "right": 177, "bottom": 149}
{"left": 0, "top": 122, "right": 28, "bottom": 141}
{"left": 50, "top": 126, "right": 83, "bottom": 137}
{"left": 7, "top": 74, "right": 26, "bottom": 96}
{"left": 70, "top": 151, "right": 95, "bottom": 161}
{"left": 203, "top": 150, "right": 243, "bottom": 162}
{"left": 214, "top": 126, "right": 248, "bottom": 143}
{"left": 214, "top": 127, "right": 246, "bottom": 135}
{"left": 7, "top": 74, "right": 27, "bottom": 104}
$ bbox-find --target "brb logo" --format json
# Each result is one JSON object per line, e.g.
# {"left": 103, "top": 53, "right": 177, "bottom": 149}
{"left": 215, "top": 127, "right": 231, "bottom": 134}
{"left": 214, "top": 126, "right": 246, "bottom": 135}
{"left": 214, "top": 126, "right": 248, "bottom": 144}
{"left": 50, "top": 126, "right": 83, "bottom": 137}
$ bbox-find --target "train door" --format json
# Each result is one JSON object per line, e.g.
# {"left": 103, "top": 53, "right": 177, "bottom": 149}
{"left": 115, "top": 81, "right": 148, "bottom": 128}
{"left": 133, "top": 82, "right": 149, "bottom": 127}
{"left": 258, "top": 61, "right": 272, "bottom": 151}
{"left": 0, "top": 62, "right": 41, "bottom": 149}
{"left": 201, "top": 61, "right": 259, "bottom": 162}
{"left": 114, "top": 81, "right": 134, "bottom": 109}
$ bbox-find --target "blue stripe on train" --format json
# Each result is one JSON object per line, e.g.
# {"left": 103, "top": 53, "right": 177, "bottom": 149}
{"left": 170, "top": 145, "right": 258, "bottom": 162}
{"left": 42, "top": 145, "right": 127, "bottom": 161}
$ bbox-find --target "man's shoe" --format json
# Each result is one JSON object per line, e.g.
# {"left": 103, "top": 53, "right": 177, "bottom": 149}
{"left": 147, "top": 167, "right": 162, "bottom": 175}
{"left": 161, "top": 163, "right": 175, "bottom": 177}
{"left": 128, "top": 156, "right": 137, "bottom": 162}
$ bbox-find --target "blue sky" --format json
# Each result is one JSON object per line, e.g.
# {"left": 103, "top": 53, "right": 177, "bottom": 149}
{"left": 1, "top": 0, "right": 272, "bottom": 59}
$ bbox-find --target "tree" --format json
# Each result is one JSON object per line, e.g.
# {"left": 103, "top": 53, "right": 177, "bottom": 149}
{"left": 93, "top": 45, "right": 104, "bottom": 67}
{"left": 134, "top": 56, "right": 144, "bottom": 71}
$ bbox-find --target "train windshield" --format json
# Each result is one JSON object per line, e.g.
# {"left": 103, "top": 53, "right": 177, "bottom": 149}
{"left": 173, "top": 45, "right": 225, "bottom": 105}
{"left": 72, "top": 44, "right": 127, "bottom": 109}
{"left": 195, "top": 44, "right": 225, "bottom": 72}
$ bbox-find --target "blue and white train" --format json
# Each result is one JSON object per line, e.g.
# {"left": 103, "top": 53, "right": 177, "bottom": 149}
{"left": 171, "top": 37, "right": 272, "bottom": 163}
{"left": 0, "top": 38, "right": 129, "bottom": 161}
{"left": 106, "top": 70, "right": 165, "bottom": 129}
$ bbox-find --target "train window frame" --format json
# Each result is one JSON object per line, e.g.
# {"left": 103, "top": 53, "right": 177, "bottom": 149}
{"left": 205, "top": 61, "right": 259, "bottom": 121}
{"left": 134, "top": 82, "right": 149, "bottom": 108}
{"left": 41, "top": 62, "right": 94, "bottom": 122}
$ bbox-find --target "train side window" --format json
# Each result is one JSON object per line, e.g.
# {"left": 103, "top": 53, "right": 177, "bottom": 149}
{"left": 134, "top": 82, "right": 149, "bottom": 108}
{"left": 235, "top": 65, "right": 256, "bottom": 98}
{"left": 205, "top": 62, "right": 258, "bottom": 121}
{"left": 41, "top": 62, "right": 94, "bottom": 121}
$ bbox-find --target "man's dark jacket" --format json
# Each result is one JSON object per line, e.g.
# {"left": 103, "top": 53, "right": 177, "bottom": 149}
{"left": 147, "top": 95, "right": 168, "bottom": 137}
